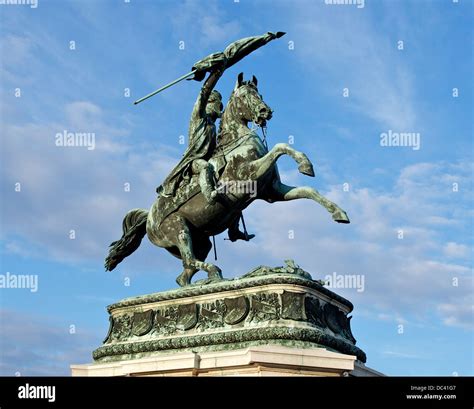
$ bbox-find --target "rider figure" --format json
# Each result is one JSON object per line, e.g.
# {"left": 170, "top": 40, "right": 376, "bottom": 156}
{"left": 157, "top": 67, "right": 223, "bottom": 204}
{"left": 156, "top": 66, "right": 252, "bottom": 241}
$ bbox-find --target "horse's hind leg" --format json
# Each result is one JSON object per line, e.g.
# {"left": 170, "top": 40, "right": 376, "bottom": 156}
{"left": 163, "top": 214, "right": 222, "bottom": 287}
{"left": 175, "top": 233, "right": 212, "bottom": 286}
{"left": 266, "top": 181, "right": 350, "bottom": 223}
{"left": 184, "top": 233, "right": 214, "bottom": 284}
{"left": 176, "top": 266, "right": 198, "bottom": 288}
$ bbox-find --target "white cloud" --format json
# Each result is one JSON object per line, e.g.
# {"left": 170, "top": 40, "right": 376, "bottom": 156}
{"left": 382, "top": 350, "right": 423, "bottom": 359}
{"left": 0, "top": 35, "right": 34, "bottom": 72}
{"left": 287, "top": 3, "right": 417, "bottom": 130}
{"left": 438, "top": 301, "right": 474, "bottom": 330}
{"left": 170, "top": 0, "right": 241, "bottom": 49}
{"left": 0, "top": 310, "right": 100, "bottom": 376}
{"left": 443, "top": 242, "right": 469, "bottom": 259}
{"left": 1, "top": 101, "right": 177, "bottom": 264}
{"left": 65, "top": 101, "right": 102, "bottom": 127}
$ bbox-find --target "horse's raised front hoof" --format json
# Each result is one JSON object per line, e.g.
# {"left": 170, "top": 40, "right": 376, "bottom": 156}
{"left": 332, "top": 209, "right": 350, "bottom": 224}
{"left": 298, "top": 162, "right": 315, "bottom": 177}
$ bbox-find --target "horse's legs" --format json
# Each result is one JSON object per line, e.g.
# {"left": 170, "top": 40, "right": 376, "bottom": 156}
{"left": 185, "top": 233, "right": 213, "bottom": 283}
{"left": 176, "top": 267, "right": 197, "bottom": 288}
{"left": 266, "top": 180, "right": 350, "bottom": 223}
{"left": 238, "top": 143, "right": 314, "bottom": 180}
{"left": 162, "top": 214, "right": 222, "bottom": 287}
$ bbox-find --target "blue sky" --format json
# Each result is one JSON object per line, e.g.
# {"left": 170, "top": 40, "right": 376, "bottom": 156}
{"left": 0, "top": 0, "right": 472, "bottom": 376}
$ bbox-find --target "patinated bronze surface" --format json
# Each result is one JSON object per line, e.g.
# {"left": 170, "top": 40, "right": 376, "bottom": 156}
{"left": 105, "top": 32, "right": 350, "bottom": 287}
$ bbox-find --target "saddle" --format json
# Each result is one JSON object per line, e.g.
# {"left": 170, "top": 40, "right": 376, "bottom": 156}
{"left": 155, "top": 131, "right": 262, "bottom": 227}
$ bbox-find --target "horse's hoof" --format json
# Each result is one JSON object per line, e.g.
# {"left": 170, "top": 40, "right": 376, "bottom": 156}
{"left": 176, "top": 272, "right": 190, "bottom": 287}
{"left": 207, "top": 265, "right": 223, "bottom": 279}
{"left": 332, "top": 209, "right": 350, "bottom": 224}
{"left": 298, "top": 162, "right": 315, "bottom": 177}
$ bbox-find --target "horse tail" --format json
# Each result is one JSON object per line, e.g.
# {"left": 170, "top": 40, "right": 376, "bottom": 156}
{"left": 105, "top": 208, "right": 148, "bottom": 271}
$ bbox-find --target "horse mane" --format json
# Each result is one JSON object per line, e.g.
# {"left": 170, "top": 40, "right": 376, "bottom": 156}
{"left": 217, "top": 89, "right": 236, "bottom": 140}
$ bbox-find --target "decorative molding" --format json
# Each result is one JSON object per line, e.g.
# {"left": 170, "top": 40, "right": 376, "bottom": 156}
{"left": 94, "top": 263, "right": 366, "bottom": 364}
{"left": 93, "top": 326, "right": 366, "bottom": 363}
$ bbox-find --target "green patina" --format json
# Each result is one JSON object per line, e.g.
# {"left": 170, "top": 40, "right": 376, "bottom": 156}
{"left": 103, "top": 32, "right": 350, "bottom": 288}
{"left": 93, "top": 262, "right": 366, "bottom": 364}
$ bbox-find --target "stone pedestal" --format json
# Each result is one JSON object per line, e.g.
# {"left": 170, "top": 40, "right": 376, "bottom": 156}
{"left": 72, "top": 261, "right": 379, "bottom": 377}
{"left": 72, "top": 345, "right": 358, "bottom": 376}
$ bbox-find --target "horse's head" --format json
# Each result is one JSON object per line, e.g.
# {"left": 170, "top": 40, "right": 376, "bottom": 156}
{"left": 226, "top": 72, "right": 273, "bottom": 127}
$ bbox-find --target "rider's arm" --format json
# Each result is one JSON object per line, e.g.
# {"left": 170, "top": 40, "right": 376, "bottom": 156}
{"left": 191, "top": 67, "right": 224, "bottom": 123}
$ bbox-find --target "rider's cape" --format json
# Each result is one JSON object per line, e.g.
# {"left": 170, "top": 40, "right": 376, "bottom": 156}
{"left": 157, "top": 116, "right": 216, "bottom": 197}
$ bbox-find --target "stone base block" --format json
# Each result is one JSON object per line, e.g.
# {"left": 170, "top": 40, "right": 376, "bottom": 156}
{"left": 72, "top": 345, "right": 360, "bottom": 377}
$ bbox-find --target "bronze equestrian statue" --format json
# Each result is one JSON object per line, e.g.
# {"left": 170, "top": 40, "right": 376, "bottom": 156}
{"left": 105, "top": 32, "right": 350, "bottom": 287}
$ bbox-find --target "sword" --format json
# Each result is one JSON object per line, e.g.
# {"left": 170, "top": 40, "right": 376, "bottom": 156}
{"left": 133, "top": 70, "right": 196, "bottom": 105}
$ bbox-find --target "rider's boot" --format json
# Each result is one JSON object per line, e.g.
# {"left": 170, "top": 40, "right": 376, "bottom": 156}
{"left": 228, "top": 226, "right": 255, "bottom": 242}
{"left": 226, "top": 213, "right": 255, "bottom": 242}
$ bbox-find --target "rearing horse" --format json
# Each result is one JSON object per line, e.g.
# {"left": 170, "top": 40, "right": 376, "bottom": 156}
{"left": 105, "top": 73, "right": 350, "bottom": 286}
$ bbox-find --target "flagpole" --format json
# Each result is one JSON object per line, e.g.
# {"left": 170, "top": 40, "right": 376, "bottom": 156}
{"left": 133, "top": 70, "right": 196, "bottom": 105}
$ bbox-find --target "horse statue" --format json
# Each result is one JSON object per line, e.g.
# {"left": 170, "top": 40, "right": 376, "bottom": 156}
{"left": 105, "top": 71, "right": 350, "bottom": 287}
